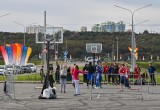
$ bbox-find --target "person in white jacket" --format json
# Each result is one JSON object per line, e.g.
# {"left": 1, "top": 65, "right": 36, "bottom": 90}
{"left": 60, "top": 65, "right": 67, "bottom": 93}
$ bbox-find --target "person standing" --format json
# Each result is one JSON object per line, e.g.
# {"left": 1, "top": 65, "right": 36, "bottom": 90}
{"left": 71, "top": 64, "right": 76, "bottom": 88}
{"left": 86, "top": 62, "right": 95, "bottom": 89}
{"left": 134, "top": 64, "right": 141, "bottom": 84}
{"left": 55, "top": 64, "right": 60, "bottom": 83}
{"left": 125, "top": 64, "right": 131, "bottom": 88}
{"left": 60, "top": 65, "right": 67, "bottom": 93}
{"left": 47, "top": 64, "right": 55, "bottom": 88}
{"left": 83, "top": 64, "right": 88, "bottom": 84}
{"left": 134, "top": 64, "right": 141, "bottom": 79}
{"left": 103, "top": 63, "right": 110, "bottom": 83}
{"left": 95, "top": 61, "right": 103, "bottom": 88}
{"left": 108, "top": 64, "right": 112, "bottom": 84}
{"left": 109, "top": 64, "right": 115, "bottom": 84}
{"left": 73, "top": 65, "right": 87, "bottom": 96}
{"left": 148, "top": 63, "right": 156, "bottom": 86}
{"left": 113, "top": 63, "right": 119, "bottom": 84}
{"left": 119, "top": 64, "right": 131, "bottom": 91}
{"left": 40, "top": 66, "right": 45, "bottom": 83}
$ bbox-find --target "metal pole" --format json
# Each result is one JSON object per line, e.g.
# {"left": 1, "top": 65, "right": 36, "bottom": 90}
{"left": 131, "top": 14, "right": 134, "bottom": 72}
{"left": 57, "top": 44, "right": 58, "bottom": 60}
{"left": 3, "top": 35, "right": 6, "bottom": 46}
{"left": 43, "top": 11, "right": 47, "bottom": 72}
{"left": 112, "top": 39, "right": 114, "bottom": 62}
{"left": 0, "top": 14, "right": 11, "bottom": 46}
{"left": 46, "top": 40, "right": 50, "bottom": 87}
{"left": 0, "top": 13, "right": 11, "bottom": 17}
{"left": 114, "top": 4, "right": 152, "bottom": 72}
{"left": 66, "top": 38, "right": 67, "bottom": 50}
{"left": 12, "top": 21, "right": 36, "bottom": 46}
{"left": 24, "top": 27, "right": 26, "bottom": 46}
{"left": 116, "top": 37, "right": 118, "bottom": 63}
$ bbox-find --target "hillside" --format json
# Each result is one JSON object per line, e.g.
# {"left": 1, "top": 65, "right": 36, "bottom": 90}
{"left": 0, "top": 31, "right": 160, "bottom": 61}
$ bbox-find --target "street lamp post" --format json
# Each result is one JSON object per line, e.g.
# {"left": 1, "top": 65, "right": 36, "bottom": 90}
{"left": 112, "top": 39, "right": 114, "bottom": 62}
{"left": 116, "top": 37, "right": 118, "bottom": 63}
{"left": 13, "top": 21, "right": 26, "bottom": 46}
{"left": 13, "top": 21, "right": 36, "bottom": 46}
{"left": 114, "top": 4, "right": 152, "bottom": 71}
{"left": 0, "top": 13, "right": 11, "bottom": 46}
{"left": 0, "top": 13, "right": 11, "bottom": 18}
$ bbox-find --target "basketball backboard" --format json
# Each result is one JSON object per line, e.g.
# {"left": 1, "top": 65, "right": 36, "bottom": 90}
{"left": 86, "top": 43, "right": 102, "bottom": 53}
{"left": 36, "top": 27, "right": 63, "bottom": 44}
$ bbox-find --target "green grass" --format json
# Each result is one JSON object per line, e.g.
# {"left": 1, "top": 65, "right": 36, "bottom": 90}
{"left": 137, "top": 62, "right": 160, "bottom": 73}
{"left": 0, "top": 74, "right": 42, "bottom": 81}
{"left": 14, "top": 74, "right": 42, "bottom": 81}
{"left": 0, "top": 62, "right": 160, "bottom": 83}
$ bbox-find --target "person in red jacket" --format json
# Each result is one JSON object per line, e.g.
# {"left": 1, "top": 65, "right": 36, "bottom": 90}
{"left": 134, "top": 64, "right": 141, "bottom": 79}
{"left": 73, "top": 65, "right": 87, "bottom": 96}
{"left": 103, "top": 63, "right": 110, "bottom": 83}
{"left": 71, "top": 64, "right": 76, "bottom": 88}
{"left": 119, "top": 64, "right": 131, "bottom": 91}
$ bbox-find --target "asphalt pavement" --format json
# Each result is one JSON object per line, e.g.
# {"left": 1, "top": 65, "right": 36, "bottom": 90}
{"left": 0, "top": 83, "right": 160, "bottom": 110}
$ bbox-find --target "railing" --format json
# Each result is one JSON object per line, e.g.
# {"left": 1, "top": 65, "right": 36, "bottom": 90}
{"left": 90, "top": 73, "right": 144, "bottom": 100}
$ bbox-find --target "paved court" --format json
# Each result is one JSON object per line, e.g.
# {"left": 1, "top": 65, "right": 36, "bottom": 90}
{"left": 0, "top": 83, "right": 160, "bottom": 110}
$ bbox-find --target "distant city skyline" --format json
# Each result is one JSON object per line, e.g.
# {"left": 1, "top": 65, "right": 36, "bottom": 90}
{"left": 0, "top": 0, "right": 160, "bottom": 33}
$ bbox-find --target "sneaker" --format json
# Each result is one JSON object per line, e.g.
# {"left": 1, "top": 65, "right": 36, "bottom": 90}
{"left": 119, "top": 90, "right": 123, "bottom": 92}
{"left": 128, "top": 86, "right": 131, "bottom": 89}
{"left": 95, "top": 87, "right": 99, "bottom": 89}
{"left": 64, "top": 91, "right": 66, "bottom": 93}
{"left": 73, "top": 94, "right": 78, "bottom": 96}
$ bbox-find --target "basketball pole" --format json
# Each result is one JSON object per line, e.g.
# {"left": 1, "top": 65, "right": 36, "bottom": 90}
{"left": 40, "top": 11, "right": 50, "bottom": 96}
{"left": 43, "top": 11, "right": 47, "bottom": 73}
{"left": 93, "top": 52, "right": 96, "bottom": 67}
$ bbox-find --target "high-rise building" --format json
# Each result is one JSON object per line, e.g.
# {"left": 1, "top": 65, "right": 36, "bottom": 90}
{"left": 91, "top": 24, "right": 101, "bottom": 32}
{"left": 26, "top": 25, "right": 42, "bottom": 34}
{"left": 91, "top": 21, "right": 125, "bottom": 32}
{"left": 115, "top": 21, "right": 125, "bottom": 32}
{"left": 80, "top": 26, "right": 87, "bottom": 32}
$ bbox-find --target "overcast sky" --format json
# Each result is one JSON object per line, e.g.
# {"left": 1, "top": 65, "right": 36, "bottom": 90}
{"left": 0, "top": 0, "right": 160, "bottom": 33}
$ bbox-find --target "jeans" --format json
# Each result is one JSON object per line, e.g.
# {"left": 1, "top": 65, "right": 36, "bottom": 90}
{"left": 74, "top": 80, "right": 80, "bottom": 94}
{"left": 60, "top": 78, "right": 66, "bottom": 92}
{"left": 120, "top": 76, "right": 130, "bottom": 87}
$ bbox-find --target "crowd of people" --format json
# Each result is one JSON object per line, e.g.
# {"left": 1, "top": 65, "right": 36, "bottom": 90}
{"left": 39, "top": 62, "right": 157, "bottom": 96}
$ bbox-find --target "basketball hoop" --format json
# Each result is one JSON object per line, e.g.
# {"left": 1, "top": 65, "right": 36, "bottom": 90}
{"left": 86, "top": 43, "right": 102, "bottom": 53}
{"left": 36, "top": 27, "right": 63, "bottom": 44}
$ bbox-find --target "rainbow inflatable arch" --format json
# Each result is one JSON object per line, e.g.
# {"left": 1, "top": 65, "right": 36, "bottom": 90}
{"left": 0, "top": 43, "right": 32, "bottom": 66}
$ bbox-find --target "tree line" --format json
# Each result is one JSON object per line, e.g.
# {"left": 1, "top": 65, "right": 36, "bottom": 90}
{"left": 0, "top": 30, "right": 160, "bottom": 61}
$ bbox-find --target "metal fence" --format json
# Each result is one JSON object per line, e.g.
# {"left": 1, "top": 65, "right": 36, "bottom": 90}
{"left": 89, "top": 73, "right": 148, "bottom": 100}
{"left": 5, "top": 74, "right": 15, "bottom": 99}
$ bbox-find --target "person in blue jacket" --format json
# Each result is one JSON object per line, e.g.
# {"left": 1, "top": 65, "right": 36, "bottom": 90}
{"left": 95, "top": 61, "right": 103, "bottom": 89}
{"left": 148, "top": 63, "right": 156, "bottom": 86}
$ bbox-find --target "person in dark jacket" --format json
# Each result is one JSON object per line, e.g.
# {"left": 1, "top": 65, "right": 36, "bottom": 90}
{"left": 86, "top": 62, "right": 95, "bottom": 88}
{"left": 148, "top": 63, "right": 156, "bottom": 85}
{"left": 83, "top": 64, "right": 88, "bottom": 84}
{"left": 55, "top": 64, "right": 60, "bottom": 82}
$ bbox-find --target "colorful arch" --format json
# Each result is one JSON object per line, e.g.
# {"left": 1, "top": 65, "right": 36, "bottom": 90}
{"left": 0, "top": 43, "right": 32, "bottom": 66}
